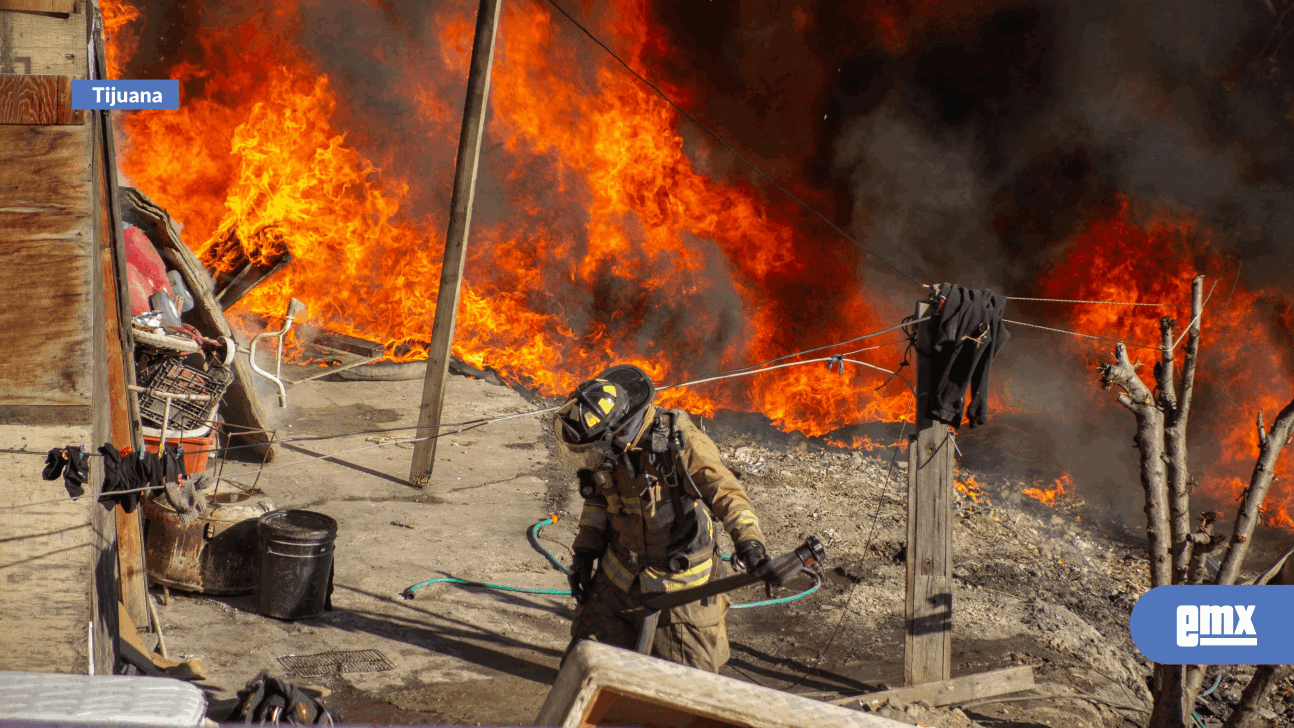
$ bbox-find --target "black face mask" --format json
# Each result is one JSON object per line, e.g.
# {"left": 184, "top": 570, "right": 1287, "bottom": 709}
{"left": 609, "top": 408, "right": 647, "bottom": 455}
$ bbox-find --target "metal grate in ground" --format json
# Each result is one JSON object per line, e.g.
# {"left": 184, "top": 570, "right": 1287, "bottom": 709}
{"left": 276, "top": 649, "right": 395, "bottom": 678}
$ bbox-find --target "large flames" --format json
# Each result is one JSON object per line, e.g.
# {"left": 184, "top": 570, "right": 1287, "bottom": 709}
{"left": 106, "top": 1, "right": 1292, "bottom": 527}
{"left": 110, "top": 0, "right": 912, "bottom": 438}
{"left": 1032, "top": 197, "right": 1294, "bottom": 527}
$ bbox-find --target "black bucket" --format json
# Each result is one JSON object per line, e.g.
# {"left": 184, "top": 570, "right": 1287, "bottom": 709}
{"left": 257, "top": 510, "right": 338, "bottom": 620}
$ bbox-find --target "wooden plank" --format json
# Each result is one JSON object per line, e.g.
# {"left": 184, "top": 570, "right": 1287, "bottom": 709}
{"left": 0, "top": 0, "right": 76, "bottom": 13}
{"left": 119, "top": 186, "right": 276, "bottom": 460}
{"left": 0, "top": 73, "right": 81, "bottom": 124}
{"left": 905, "top": 300, "right": 954, "bottom": 686}
{"left": 93, "top": 108, "right": 147, "bottom": 631}
{"left": 0, "top": 3, "right": 86, "bottom": 77}
{"left": 832, "top": 666, "right": 1036, "bottom": 710}
{"left": 0, "top": 405, "right": 92, "bottom": 424}
{"left": 0, "top": 125, "right": 94, "bottom": 408}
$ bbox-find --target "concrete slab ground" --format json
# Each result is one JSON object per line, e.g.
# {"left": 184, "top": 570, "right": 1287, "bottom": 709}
{"left": 152, "top": 374, "right": 581, "bottom": 725}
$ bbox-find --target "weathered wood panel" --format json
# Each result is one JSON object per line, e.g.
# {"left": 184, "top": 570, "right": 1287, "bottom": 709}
{"left": 0, "top": 0, "right": 76, "bottom": 13}
{"left": 0, "top": 424, "right": 104, "bottom": 673}
{"left": 0, "top": 73, "right": 81, "bottom": 124}
{"left": 0, "top": 124, "right": 94, "bottom": 409}
{"left": 0, "top": 3, "right": 87, "bottom": 77}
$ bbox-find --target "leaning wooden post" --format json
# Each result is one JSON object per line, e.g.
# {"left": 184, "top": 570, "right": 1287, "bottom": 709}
{"left": 409, "top": 0, "right": 504, "bottom": 487}
{"left": 905, "top": 296, "right": 954, "bottom": 686}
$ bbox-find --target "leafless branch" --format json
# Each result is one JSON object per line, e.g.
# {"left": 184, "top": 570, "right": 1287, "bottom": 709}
{"left": 1098, "top": 343, "right": 1171, "bottom": 588}
{"left": 1215, "top": 397, "right": 1294, "bottom": 586}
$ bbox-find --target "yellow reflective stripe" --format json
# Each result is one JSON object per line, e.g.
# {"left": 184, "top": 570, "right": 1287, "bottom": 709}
{"left": 723, "top": 510, "right": 758, "bottom": 531}
{"left": 601, "top": 550, "right": 636, "bottom": 592}
{"left": 641, "top": 558, "right": 714, "bottom": 593}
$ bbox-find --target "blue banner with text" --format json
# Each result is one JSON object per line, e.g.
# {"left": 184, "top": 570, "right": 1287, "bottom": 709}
{"left": 71, "top": 80, "right": 179, "bottom": 110}
{"left": 1130, "top": 585, "right": 1294, "bottom": 664}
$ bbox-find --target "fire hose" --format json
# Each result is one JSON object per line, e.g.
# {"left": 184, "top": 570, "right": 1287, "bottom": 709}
{"left": 401, "top": 517, "right": 823, "bottom": 611}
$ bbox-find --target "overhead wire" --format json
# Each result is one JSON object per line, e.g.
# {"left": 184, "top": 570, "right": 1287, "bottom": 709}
{"left": 1002, "top": 319, "right": 1162, "bottom": 350}
{"left": 541, "top": 0, "right": 923, "bottom": 288}
{"left": 1006, "top": 296, "right": 1187, "bottom": 307}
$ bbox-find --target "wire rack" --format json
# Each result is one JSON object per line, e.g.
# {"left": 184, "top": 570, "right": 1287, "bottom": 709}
{"left": 136, "top": 358, "right": 232, "bottom": 432}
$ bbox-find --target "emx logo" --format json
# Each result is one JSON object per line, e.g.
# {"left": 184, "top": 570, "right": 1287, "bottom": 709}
{"left": 1132, "top": 586, "right": 1294, "bottom": 664}
{"left": 1176, "top": 605, "right": 1256, "bottom": 647}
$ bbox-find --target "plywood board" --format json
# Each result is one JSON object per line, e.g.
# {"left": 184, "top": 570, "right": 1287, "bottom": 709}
{"left": 0, "top": 3, "right": 87, "bottom": 77}
{"left": 0, "top": 73, "right": 81, "bottom": 123}
{"left": 0, "top": 424, "right": 103, "bottom": 673}
{"left": 0, "top": 125, "right": 94, "bottom": 409}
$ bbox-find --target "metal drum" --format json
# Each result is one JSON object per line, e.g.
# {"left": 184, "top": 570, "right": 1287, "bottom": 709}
{"left": 143, "top": 489, "right": 274, "bottom": 595}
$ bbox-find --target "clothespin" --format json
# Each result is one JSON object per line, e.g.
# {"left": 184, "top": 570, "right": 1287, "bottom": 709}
{"left": 827, "top": 354, "right": 845, "bottom": 375}
{"left": 960, "top": 322, "right": 989, "bottom": 349}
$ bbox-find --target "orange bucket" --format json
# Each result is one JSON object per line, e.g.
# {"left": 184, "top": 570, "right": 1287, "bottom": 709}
{"left": 143, "top": 432, "right": 215, "bottom": 475}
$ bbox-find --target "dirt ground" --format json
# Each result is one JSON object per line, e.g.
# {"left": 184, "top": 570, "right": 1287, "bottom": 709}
{"left": 147, "top": 372, "right": 1294, "bottom": 728}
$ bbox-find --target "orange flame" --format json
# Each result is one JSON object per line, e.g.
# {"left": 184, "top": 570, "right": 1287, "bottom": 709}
{"left": 106, "top": 0, "right": 915, "bottom": 439}
{"left": 101, "top": 0, "right": 140, "bottom": 79}
{"left": 1024, "top": 473, "right": 1072, "bottom": 507}
{"left": 1034, "top": 195, "right": 1294, "bottom": 529}
{"left": 956, "top": 475, "right": 986, "bottom": 504}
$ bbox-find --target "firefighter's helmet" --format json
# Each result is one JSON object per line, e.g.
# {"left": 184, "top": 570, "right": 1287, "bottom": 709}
{"left": 553, "top": 364, "right": 655, "bottom": 470}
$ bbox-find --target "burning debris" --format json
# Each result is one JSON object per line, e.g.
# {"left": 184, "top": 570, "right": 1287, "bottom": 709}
{"left": 1025, "top": 473, "right": 1074, "bottom": 508}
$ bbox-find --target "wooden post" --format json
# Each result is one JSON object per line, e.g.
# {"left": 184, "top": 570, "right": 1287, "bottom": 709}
{"left": 905, "top": 297, "right": 954, "bottom": 686}
{"left": 409, "top": 0, "right": 503, "bottom": 487}
{"left": 92, "top": 22, "right": 149, "bottom": 630}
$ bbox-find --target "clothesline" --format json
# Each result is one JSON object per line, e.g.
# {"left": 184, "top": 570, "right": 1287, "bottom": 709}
{"left": 1003, "top": 319, "right": 1163, "bottom": 350}
{"left": 1005, "top": 295, "right": 1188, "bottom": 307}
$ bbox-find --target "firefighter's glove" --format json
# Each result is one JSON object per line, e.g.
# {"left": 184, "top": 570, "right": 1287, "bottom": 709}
{"left": 736, "top": 540, "right": 769, "bottom": 574}
{"left": 569, "top": 549, "right": 600, "bottom": 604}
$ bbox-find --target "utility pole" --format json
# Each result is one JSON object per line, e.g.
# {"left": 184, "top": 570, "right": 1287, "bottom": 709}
{"left": 905, "top": 294, "right": 954, "bottom": 686}
{"left": 409, "top": 0, "right": 504, "bottom": 487}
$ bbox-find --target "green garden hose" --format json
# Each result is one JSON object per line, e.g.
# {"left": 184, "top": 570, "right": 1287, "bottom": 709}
{"left": 402, "top": 515, "right": 823, "bottom": 608}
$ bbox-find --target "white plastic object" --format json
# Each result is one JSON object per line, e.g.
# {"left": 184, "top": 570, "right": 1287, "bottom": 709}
{"left": 249, "top": 298, "right": 306, "bottom": 408}
{"left": 0, "top": 671, "right": 208, "bottom": 728}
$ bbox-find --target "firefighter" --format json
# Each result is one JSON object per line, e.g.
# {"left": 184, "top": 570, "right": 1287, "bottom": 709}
{"left": 553, "top": 364, "right": 769, "bottom": 672}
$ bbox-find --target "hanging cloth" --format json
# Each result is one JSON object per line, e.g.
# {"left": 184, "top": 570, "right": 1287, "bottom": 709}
{"left": 926, "top": 284, "right": 1010, "bottom": 429}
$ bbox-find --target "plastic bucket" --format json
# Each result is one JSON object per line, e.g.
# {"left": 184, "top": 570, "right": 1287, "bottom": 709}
{"left": 257, "top": 510, "right": 338, "bottom": 620}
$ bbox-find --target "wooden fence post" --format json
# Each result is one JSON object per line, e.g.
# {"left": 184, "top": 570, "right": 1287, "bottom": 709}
{"left": 905, "top": 297, "right": 954, "bottom": 685}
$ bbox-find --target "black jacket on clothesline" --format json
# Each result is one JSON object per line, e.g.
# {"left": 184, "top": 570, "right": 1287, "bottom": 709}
{"left": 926, "top": 284, "right": 1009, "bottom": 429}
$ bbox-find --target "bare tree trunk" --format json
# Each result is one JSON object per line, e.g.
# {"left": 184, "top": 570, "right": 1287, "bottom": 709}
{"left": 1222, "top": 665, "right": 1292, "bottom": 728}
{"left": 1168, "top": 276, "right": 1204, "bottom": 584}
{"left": 1099, "top": 343, "right": 1172, "bottom": 587}
{"left": 1214, "top": 399, "right": 1294, "bottom": 586}
{"left": 1166, "top": 278, "right": 1206, "bottom": 717}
